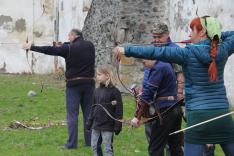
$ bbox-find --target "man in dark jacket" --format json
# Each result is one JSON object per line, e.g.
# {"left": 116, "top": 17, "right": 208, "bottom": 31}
{"left": 140, "top": 23, "right": 183, "bottom": 156}
{"left": 133, "top": 59, "right": 183, "bottom": 156}
{"left": 22, "top": 29, "right": 95, "bottom": 148}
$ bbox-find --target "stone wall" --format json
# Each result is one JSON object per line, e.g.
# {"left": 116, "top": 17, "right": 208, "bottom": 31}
{"left": 0, "top": 0, "right": 55, "bottom": 73}
{"left": 82, "top": 0, "right": 170, "bottom": 91}
{"left": 0, "top": 0, "right": 88, "bottom": 74}
{"left": 1, "top": 0, "right": 234, "bottom": 106}
{"left": 83, "top": 0, "right": 234, "bottom": 107}
{"left": 169, "top": 0, "right": 234, "bottom": 106}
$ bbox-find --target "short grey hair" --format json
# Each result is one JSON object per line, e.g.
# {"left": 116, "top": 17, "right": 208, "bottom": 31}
{"left": 71, "top": 29, "right": 83, "bottom": 38}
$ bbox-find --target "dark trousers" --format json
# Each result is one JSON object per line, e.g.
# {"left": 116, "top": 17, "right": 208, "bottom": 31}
{"left": 65, "top": 84, "right": 94, "bottom": 148}
{"left": 148, "top": 106, "right": 183, "bottom": 156}
{"left": 97, "top": 135, "right": 103, "bottom": 156}
{"left": 203, "top": 145, "right": 215, "bottom": 156}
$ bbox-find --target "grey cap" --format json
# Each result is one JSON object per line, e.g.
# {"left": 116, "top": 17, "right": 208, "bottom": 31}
{"left": 151, "top": 23, "right": 169, "bottom": 34}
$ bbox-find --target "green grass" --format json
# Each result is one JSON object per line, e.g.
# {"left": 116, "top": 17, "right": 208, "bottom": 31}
{"left": 0, "top": 74, "right": 225, "bottom": 156}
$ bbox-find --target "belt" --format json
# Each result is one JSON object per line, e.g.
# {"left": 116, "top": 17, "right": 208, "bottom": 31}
{"left": 66, "top": 77, "right": 95, "bottom": 82}
{"left": 156, "top": 96, "right": 175, "bottom": 101}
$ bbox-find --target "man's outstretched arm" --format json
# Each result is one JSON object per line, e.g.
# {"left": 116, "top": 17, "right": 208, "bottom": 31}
{"left": 22, "top": 43, "right": 69, "bottom": 58}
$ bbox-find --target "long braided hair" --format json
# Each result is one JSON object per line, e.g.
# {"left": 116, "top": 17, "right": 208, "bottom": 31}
{"left": 190, "top": 16, "right": 219, "bottom": 81}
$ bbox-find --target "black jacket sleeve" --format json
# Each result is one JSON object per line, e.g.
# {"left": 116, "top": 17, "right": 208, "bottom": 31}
{"left": 30, "top": 43, "right": 69, "bottom": 58}
{"left": 113, "top": 89, "right": 123, "bottom": 133}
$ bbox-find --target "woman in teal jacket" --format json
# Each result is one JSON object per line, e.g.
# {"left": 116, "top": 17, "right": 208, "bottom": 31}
{"left": 114, "top": 16, "right": 234, "bottom": 156}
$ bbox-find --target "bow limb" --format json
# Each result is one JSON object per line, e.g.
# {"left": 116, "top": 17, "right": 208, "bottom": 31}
{"left": 93, "top": 98, "right": 183, "bottom": 126}
{"left": 93, "top": 104, "right": 132, "bottom": 125}
{"left": 25, "top": 36, "right": 33, "bottom": 74}
{"left": 112, "top": 43, "right": 133, "bottom": 94}
{"left": 140, "top": 98, "right": 185, "bottom": 124}
{"left": 26, "top": 36, "right": 29, "bottom": 61}
{"left": 115, "top": 61, "right": 134, "bottom": 95}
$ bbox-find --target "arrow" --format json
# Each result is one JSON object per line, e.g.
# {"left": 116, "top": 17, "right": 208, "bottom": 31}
{"left": 169, "top": 111, "right": 234, "bottom": 135}
{"left": 0, "top": 42, "right": 54, "bottom": 45}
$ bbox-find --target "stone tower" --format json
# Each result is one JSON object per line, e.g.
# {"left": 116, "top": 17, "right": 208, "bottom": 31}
{"left": 82, "top": 0, "right": 170, "bottom": 91}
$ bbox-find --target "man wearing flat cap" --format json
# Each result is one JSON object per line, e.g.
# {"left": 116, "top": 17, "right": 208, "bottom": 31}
{"left": 138, "top": 22, "right": 184, "bottom": 156}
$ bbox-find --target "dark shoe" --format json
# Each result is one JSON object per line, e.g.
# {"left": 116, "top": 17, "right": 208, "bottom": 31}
{"left": 84, "top": 144, "right": 91, "bottom": 147}
{"left": 61, "top": 144, "right": 77, "bottom": 149}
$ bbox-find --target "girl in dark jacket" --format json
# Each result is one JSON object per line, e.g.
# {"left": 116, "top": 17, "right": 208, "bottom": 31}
{"left": 87, "top": 65, "right": 123, "bottom": 156}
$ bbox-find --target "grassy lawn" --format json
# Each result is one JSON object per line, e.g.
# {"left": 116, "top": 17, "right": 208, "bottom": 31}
{"left": 0, "top": 74, "right": 225, "bottom": 156}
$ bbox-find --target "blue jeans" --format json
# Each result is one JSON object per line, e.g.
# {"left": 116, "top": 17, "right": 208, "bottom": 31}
{"left": 91, "top": 129, "right": 113, "bottom": 156}
{"left": 184, "top": 142, "right": 234, "bottom": 156}
{"left": 65, "top": 84, "right": 94, "bottom": 148}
